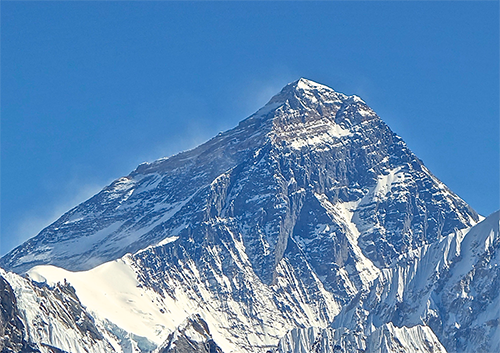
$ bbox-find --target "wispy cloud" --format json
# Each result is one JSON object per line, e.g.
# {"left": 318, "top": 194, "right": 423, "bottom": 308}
{"left": 238, "top": 74, "right": 297, "bottom": 117}
{"left": 2, "top": 180, "right": 105, "bottom": 256}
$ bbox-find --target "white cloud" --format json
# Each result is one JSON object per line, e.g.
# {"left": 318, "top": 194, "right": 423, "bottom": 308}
{"left": 4, "top": 181, "right": 105, "bottom": 255}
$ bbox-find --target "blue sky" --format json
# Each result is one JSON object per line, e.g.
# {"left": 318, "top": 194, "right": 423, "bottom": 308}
{"left": 1, "top": 1, "right": 498, "bottom": 255}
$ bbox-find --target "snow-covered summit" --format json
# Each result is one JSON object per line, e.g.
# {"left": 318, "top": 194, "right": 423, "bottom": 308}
{"left": 270, "top": 78, "right": 345, "bottom": 101}
{"left": 1, "top": 78, "right": 479, "bottom": 277}
{"left": 267, "top": 78, "right": 365, "bottom": 109}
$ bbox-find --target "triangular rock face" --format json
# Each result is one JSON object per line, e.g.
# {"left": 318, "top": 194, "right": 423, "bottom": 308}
{"left": 156, "top": 315, "right": 223, "bottom": 353}
{"left": 1, "top": 78, "right": 478, "bottom": 281}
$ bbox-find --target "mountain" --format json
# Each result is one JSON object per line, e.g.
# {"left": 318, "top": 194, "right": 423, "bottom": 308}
{"left": 275, "top": 323, "right": 447, "bottom": 353}
{"left": 329, "top": 210, "right": 500, "bottom": 353}
{"left": 0, "top": 78, "right": 490, "bottom": 353}
{"left": 155, "top": 315, "right": 223, "bottom": 353}
{"left": 0, "top": 78, "right": 478, "bottom": 275}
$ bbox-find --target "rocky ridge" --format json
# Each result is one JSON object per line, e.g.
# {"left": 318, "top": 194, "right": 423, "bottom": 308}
{"left": 275, "top": 323, "right": 447, "bottom": 353}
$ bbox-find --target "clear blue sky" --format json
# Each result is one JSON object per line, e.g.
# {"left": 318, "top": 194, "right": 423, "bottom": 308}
{"left": 1, "top": 1, "right": 498, "bottom": 255}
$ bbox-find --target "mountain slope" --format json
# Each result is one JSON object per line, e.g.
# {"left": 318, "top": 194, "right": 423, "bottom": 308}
{"left": 0, "top": 274, "right": 39, "bottom": 353}
{"left": 275, "top": 323, "right": 447, "bottom": 353}
{"left": 1, "top": 78, "right": 478, "bottom": 278}
{"left": 329, "top": 210, "right": 500, "bottom": 353}
{"left": 0, "top": 269, "right": 119, "bottom": 353}
{"left": 0, "top": 78, "right": 484, "bottom": 353}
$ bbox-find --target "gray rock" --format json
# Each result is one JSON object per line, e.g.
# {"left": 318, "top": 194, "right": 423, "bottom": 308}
{"left": 156, "top": 315, "right": 223, "bottom": 353}
{"left": 0, "top": 274, "right": 39, "bottom": 353}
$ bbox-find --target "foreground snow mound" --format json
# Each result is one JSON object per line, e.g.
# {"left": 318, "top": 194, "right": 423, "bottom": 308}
{"left": 276, "top": 323, "right": 447, "bottom": 353}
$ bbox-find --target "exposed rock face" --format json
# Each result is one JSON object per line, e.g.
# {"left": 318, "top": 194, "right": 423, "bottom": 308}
{"left": 156, "top": 315, "right": 223, "bottom": 353}
{"left": 276, "top": 323, "right": 448, "bottom": 353}
{"left": 0, "top": 274, "right": 39, "bottom": 353}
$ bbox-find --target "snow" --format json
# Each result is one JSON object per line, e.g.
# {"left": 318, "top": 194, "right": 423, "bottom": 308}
{"left": 349, "top": 95, "right": 365, "bottom": 104}
{"left": 59, "top": 221, "right": 125, "bottom": 256}
{"left": 136, "top": 174, "right": 162, "bottom": 193}
{"left": 249, "top": 102, "right": 282, "bottom": 121}
{"left": 157, "top": 236, "right": 179, "bottom": 247}
{"left": 63, "top": 211, "right": 84, "bottom": 224}
{"left": 27, "top": 247, "right": 341, "bottom": 353}
{"left": 288, "top": 121, "right": 352, "bottom": 150}
{"left": 107, "top": 177, "right": 136, "bottom": 200}
{"left": 28, "top": 257, "right": 174, "bottom": 346}
{"left": 296, "top": 78, "right": 328, "bottom": 91}
{"left": 357, "top": 105, "right": 375, "bottom": 118}
{"left": 2, "top": 78, "right": 488, "bottom": 353}
{"left": 314, "top": 193, "right": 380, "bottom": 287}
{"left": 3, "top": 269, "right": 117, "bottom": 353}
{"left": 373, "top": 167, "right": 405, "bottom": 201}
{"left": 277, "top": 323, "right": 447, "bottom": 353}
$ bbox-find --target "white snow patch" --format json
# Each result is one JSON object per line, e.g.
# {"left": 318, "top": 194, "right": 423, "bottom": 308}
{"left": 314, "top": 194, "right": 380, "bottom": 287}
{"left": 28, "top": 258, "right": 173, "bottom": 345}
{"left": 157, "top": 236, "right": 179, "bottom": 247}
{"left": 358, "top": 106, "right": 375, "bottom": 118}
{"left": 289, "top": 123, "right": 352, "bottom": 150}
{"left": 373, "top": 167, "right": 405, "bottom": 201}
{"left": 295, "top": 78, "right": 338, "bottom": 95}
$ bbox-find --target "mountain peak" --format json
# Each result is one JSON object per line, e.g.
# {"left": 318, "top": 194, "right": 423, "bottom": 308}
{"left": 294, "top": 77, "right": 331, "bottom": 90}
{"left": 0, "top": 78, "right": 479, "bottom": 276}
{"left": 270, "top": 77, "right": 338, "bottom": 99}
{"left": 0, "top": 77, "right": 490, "bottom": 353}
{"left": 292, "top": 78, "right": 366, "bottom": 104}
{"left": 266, "top": 78, "right": 362, "bottom": 112}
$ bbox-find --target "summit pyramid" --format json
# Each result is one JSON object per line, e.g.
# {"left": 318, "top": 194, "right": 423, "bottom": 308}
{"left": 1, "top": 78, "right": 478, "bottom": 275}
